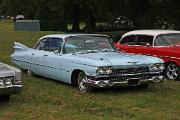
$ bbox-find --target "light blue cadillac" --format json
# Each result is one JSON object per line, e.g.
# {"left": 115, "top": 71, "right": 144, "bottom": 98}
{"left": 11, "top": 34, "right": 164, "bottom": 92}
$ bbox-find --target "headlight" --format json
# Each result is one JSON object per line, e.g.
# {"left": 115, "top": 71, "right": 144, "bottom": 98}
{"left": 97, "top": 67, "right": 105, "bottom": 74}
{"left": 97, "top": 67, "right": 112, "bottom": 75}
{"left": 4, "top": 78, "right": 12, "bottom": 86}
{"left": 105, "top": 67, "right": 112, "bottom": 74}
{"left": 0, "top": 79, "right": 4, "bottom": 87}
{"left": 0, "top": 77, "right": 14, "bottom": 86}
{"left": 150, "top": 63, "right": 165, "bottom": 72}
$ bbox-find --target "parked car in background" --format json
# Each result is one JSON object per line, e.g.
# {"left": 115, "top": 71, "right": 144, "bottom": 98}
{"left": 115, "top": 30, "right": 180, "bottom": 80}
{"left": 15, "top": 15, "right": 25, "bottom": 20}
{"left": 11, "top": 34, "right": 164, "bottom": 92}
{"left": 0, "top": 61, "right": 22, "bottom": 101}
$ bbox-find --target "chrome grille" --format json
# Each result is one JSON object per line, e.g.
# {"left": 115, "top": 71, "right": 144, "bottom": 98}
{"left": 95, "top": 74, "right": 151, "bottom": 82}
{"left": 110, "top": 74, "right": 151, "bottom": 82}
{"left": 112, "top": 67, "right": 149, "bottom": 75}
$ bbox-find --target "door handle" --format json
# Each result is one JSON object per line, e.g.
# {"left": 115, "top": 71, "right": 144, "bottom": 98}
{"left": 44, "top": 54, "right": 48, "bottom": 56}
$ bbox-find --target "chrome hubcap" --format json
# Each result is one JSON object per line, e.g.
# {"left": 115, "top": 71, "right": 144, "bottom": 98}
{"left": 78, "top": 72, "right": 88, "bottom": 92}
{"left": 166, "top": 64, "right": 178, "bottom": 80}
{"left": 27, "top": 70, "right": 32, "bottom": 76}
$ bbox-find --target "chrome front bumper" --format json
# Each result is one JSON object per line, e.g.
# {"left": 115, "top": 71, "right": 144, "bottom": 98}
{"left": 86, "top": 74, "right": 164, "bottom": 88}
{"left": 0, "top": 85, "right": 22, "bottom": 96}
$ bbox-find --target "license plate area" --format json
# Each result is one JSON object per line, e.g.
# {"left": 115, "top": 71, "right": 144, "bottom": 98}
{"left": 128, "top": 78, "right": 139, "bottom": 86}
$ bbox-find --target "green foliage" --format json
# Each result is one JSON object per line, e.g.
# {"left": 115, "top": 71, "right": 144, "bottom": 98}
{"left": 1, "top": 0, "right": 180, "bottom": 32}
{"left": 104, "top": 31, "right": 127, "bottom": 42}
{"left": 35, "top": 0, "right": 66, "bottom": 31}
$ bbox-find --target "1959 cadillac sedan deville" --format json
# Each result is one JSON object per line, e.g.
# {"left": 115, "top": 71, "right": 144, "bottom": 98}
{"left": 114, "top": 30, "right": 180, "bottom": 80}
{"left": 0, "top": 61, "right": 22, "bottom": 101}
{"left": 11, "top": 34, "right": 164, "bottom": 92}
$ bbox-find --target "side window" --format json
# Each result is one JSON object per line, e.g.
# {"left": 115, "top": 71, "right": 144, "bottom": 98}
{"left": 35, "top": 37, "right": 63, "bottom": 52}
{"left": 120, "top": 35, "right": 136, "bottom": 45}
{"left": 136, "top": 35, "right": 153, "bottom": 46}
{"left": 34, "top": 38, "right": 47, "bottom": 50}
{"left": 154, "top": 35, "right": 167, "bottom": 46}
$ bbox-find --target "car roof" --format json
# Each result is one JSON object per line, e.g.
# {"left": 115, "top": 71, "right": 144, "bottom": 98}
{"left": 39, "top": 34, "right": 109, "bottom": 40}
{"left": 122, "top": 30, "right": 180, "bottom": 38}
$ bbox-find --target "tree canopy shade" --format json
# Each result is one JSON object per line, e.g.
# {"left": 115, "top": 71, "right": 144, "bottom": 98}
{"left": 0, "top": 0, "right": 180, "bottom": 32}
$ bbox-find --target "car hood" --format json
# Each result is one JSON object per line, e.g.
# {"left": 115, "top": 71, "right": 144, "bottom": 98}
{"left": 71, "top": 52, "right": 163, "bottom": 67}
{"left": 0, "top": 63, "right": 15, "bottom": 77}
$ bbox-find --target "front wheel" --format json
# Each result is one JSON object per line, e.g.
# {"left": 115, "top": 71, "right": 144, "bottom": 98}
{"left": 164, "top": 63, "right": 179, "bottom": 80}
{"left": 27, "top": 70, "right": 33, "bottom": 76}
{"left": 78, "top": 72, "right": 93, "bottom": 93}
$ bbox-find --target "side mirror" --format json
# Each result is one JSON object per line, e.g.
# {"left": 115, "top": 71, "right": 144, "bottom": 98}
{"left": 54, "top": 50, "right": 60, "bottom": 54}
{"left": 146, "top": 43, "right": 150, "bottom": 47}
{"left": 53, "top": 48, "right": 63, "bottom": 55}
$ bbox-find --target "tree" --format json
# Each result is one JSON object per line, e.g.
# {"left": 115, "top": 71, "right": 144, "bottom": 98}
{"left": 35, "top": 0, "right": 65, "bottom": 31}
{"left": 1, "top": 0, "right": 180, "bottom": 31}
{"left": 64, "top": 0, "right": 81, "bottom": 32}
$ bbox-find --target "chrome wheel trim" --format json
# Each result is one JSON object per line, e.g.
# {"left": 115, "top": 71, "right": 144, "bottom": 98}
{"left": 78, "top": 72, "right": 89, "bottom": 92}
{"left": 27, "top": 70, "right": 32, "bottom": 76}
{"left": 166, "top": 63, "right": 178, "bottom": 80}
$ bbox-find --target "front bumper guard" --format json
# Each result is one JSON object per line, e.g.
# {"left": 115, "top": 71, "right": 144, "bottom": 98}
{"left": 85, "top": 74, "right": 164, "bottom": 88}
{"left": 0, "top": 85, "right": 22, "bottom": 96}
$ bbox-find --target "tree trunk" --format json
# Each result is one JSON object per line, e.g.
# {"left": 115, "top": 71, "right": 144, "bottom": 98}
{"left": 71, "top": 6, "right": 80, "bottom": 32}
{"left": 85, "top": 16, "right": 96, "bottom": 33}
{"left": 85, "top": 3, "right": 96, "bottom": 33}
{"left": 72, "top": 18, "right": 80, "bottom": 32}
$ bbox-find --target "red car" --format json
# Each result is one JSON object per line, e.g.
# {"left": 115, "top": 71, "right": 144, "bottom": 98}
{"left": 115, "top": 30, "right": 180, "bottom": 80}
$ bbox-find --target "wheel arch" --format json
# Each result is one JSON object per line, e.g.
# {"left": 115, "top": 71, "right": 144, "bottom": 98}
{"left": 164, "top": 61, "right": 179, "bottom": 66}
{"left": 71, "top": 69, "right": 84, "bottom": 86}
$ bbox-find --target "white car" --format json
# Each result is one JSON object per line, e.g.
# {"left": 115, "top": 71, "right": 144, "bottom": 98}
{"left": 0, "top": 61, "right": 22, "bottom": 101}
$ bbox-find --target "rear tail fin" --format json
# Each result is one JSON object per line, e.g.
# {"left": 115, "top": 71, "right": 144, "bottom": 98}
{"left": 14, "top": 42, "right": 29, "bottom": 51}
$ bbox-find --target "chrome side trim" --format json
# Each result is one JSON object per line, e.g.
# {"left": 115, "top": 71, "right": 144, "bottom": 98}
{"left": 11, "top": 58, "right": 69, "bottom": 72}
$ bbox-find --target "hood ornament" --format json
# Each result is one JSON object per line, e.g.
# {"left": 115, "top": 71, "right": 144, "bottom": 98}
{"left": 127, "top": 61, "right": 139, "bottom": 64}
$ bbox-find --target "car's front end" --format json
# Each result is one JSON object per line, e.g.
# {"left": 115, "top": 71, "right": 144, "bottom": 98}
{"left": 0, "top": 62, "right": 22, "bottom": 100}
{"left": 86, "top": 64, "right": 164, "bottom": 88}
{"left": 72, "top": 51, "right": 165, "bottom": 92}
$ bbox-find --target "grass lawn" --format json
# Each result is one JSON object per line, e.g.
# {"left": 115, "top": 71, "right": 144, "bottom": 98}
{"left": 0, "top": 20, "right": 180, "bottom": 120}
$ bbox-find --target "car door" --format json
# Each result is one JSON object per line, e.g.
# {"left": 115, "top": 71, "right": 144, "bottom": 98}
{"left": 31, "top": 38, "right": 50, "bottom": 76}
{"left": 42, "top": 37, "right": 65, "bottom": 80}
{"left": 130, "top": 35, "right": 154, "bottom": 55}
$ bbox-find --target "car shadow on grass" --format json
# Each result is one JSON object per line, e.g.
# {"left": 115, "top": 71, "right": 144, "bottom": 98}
{"left": 23, "top": 70, "right": 171, "bottom": 95}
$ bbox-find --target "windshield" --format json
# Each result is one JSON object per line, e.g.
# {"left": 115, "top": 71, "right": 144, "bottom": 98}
{"left": 154, "top": 33, "right": 180, "bottom": 46}
{"left": 64, "top": 35, "right": 115, "bottom": 54}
